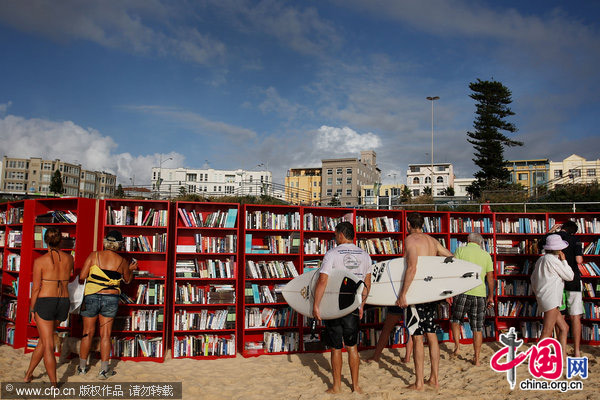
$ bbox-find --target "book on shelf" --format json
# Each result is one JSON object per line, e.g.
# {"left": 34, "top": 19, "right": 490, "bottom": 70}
{"left": 174, "top": 334, "right": 236, "bottom": 357}
{"left": 357, "top": 237, "right": 401, "bottom": 255}
{"left": 582, "top": 240, "right": 600, "bottom": 255}
{"left": 107, "top": 206, "right": 167, "bottom": 227}
{"left": 35, "top": 210, "right": 78, "bottom": 223}
{"left": 583, "top": 282, "right": 596, "bottom": 297}
{"left": 178, "top": 208, "right": 237, "bottom": 228}
{"left": 583, "top": 302, "right": 600, "bottom": 319}
{"left": 123, "top": 234, "right": 167, "bottom": 252}
{"left": 303, "top": 212, "right": 353, "bottom": 231}
{"left": 174, "top": 306, "right": 236, "bottom": 331}
{"left": 422, "top": 216, "right": 442, "bottom": 233}
{"left": 177, "top": 258, "right": 236, "bottom": 279}
{"left": 550, "top": 217, "right": 600, "bottom": 235}
{"left": 245, "top": 260, "right": 298, "bottom": 279}
{"left": 449, "top": 217, "right": 493, "bottom": 234}
{"left": 246, "top": 210, "right": 300, "bottom": 230}
{"left": 495, "top": 217, "right": 546, "bottom": 234}
{"left": 303, "top": 237, "right": 336, "bottom": 255}
{"left": 355, "top": 215, "right": 401, "bottom": 232}
{"left": 579, "top": 262, "right": 600, "bottom": 276}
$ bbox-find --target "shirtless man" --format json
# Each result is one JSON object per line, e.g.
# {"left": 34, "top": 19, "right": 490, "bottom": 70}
{"left": 396, "top": 212, "right": 453, "bottom": 391}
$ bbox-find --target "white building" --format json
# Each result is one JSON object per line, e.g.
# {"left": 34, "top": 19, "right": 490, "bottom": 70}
{"left": 453, "top": 177, "right": 475, "bottom": 199}
{"left": 548, "top": 154, "right": 600, "bottom": 189}
{"left": 406, "top": 163, "right": 454, "bottom": 197}
{"left": 150, "top": 167, "right": 273, "bottom": 198}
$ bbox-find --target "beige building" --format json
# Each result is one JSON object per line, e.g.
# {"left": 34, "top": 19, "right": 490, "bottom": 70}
{"left": 360, "top": 183, "right": 406, "bottom": 208}
{"left": 548, "top": 154, "right": 600, "bottom": 189}
{"left": 284, "top": 167, "right": 321, "bottom": 205}
{"left": 406, "top": 162, "right": 454, "bottom": 197}
{"left": 1, "top": 156, "right": 117, "bottom": 198}
{"left": 505, "top": 159, "right": 549, "bottom": 191}
{"left": 321, "top": 150, "right": 381, "bottom": 206}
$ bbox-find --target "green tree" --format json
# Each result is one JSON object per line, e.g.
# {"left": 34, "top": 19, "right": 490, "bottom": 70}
{"left": 401, "top": 186, "right": 412, "bottom": 202}
{"left": 466, "top": 79, "right": 523, "bottom": 199}
{"left": 423, "top": 186, "right": 432, "bottom": 196}
{"left": 328, "top": 193, "right": 341, "bottom": 206}
{"left": 114, "top": 184, "right": 126, "bottom": 198}
{"left": 178, "top": 186, "right": 187, "bottom": 197}
{"left": 442, "top": 186, "right": 455, "bottom": 196}
{"left": 49, "top": 169, "right": 64, "bottom": 196}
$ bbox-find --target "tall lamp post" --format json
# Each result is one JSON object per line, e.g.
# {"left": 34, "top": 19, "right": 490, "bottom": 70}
{"left": 426, "top": 96, "right": 439, "bottom": 195}
{"left": 156, "top": 156, "right": 173, "bottom": 199}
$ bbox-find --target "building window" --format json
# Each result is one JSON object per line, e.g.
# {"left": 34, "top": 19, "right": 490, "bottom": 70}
{"left": 424, "top": 177, "right": 431, "bottom": 184}
{"left": 570, "top": 169, "right": 581, "bottom": 177}
{"left": 413, "top": 177, "right": 420, "bottom": 184}
{"left": 437, "top": 176, "right": 444, "bottom": 183}
{"left": 346, "top": 168, "right": 352, "bottom": 175}
{"left": 436, "top": 166, "right": 446, "bottom": 172}
{"left": 554, "top": 170, "right": 562, "bottom": 178}
{"left": 346, "top": 177, "right": 352, "bottom": 184}
{"left": 437, "top": 190, "right": 444, "bottom": 196}
{"left": 410, "top": 166, "right": 420, "bottom": 172}
{"left": 327, "top": 169, "right": 333, "bottom": 175}
{"left": 518, "top": 173, "right": 528, "bottom": 181}
{"left": 336, "top": 168, "right": 342, "bottom": 174}
{"left": 413, "top": 189, "right": 420, "bottom": 196}
{"left": 588, "top": 169, "right": 597, "bottom": 177}
{"left": 187, "top": 173, "right": 197, "bottom": 182}
{"left": 336, "top": 177, "right": 342, "bottom": 185}
{"left": 336, "top": 188, "right": 342, "bottom": 195}
{"left": 346, "top": 189, "right": 352, "bottom": 196}
{"left": 326, "top": 189, "right": 332, "bottom": 196}
{"left": 313, "top": 182, "right": 317, "bottom": 187}
{"left": 364, "top": 189, "right": 373, "bottom": 196}
{"left": 327, "top": 177, "right": 333, "bottom": 185}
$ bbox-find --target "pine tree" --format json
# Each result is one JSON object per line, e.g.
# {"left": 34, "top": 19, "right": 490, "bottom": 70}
{"left": 115, "top": 184, "right": 125, "bottom": 198}
{"left": 466, "top": 79, "right": 522, "bottom": 198}
{"left": 49, "top": 169, "right": 64, "bottom": 196}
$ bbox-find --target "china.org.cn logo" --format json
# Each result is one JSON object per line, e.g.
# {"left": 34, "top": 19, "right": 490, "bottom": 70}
{"left": 490, "top": 327, "right": 588, "bottom": 392}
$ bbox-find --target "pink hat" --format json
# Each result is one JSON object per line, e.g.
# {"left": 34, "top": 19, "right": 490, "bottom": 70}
{"left": 543, "top": 234, "right": 568, "bottom": 251}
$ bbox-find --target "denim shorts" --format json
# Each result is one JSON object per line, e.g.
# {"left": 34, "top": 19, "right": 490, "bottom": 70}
{"left": 80, "top": 294, "right": 119, "bottom": 318}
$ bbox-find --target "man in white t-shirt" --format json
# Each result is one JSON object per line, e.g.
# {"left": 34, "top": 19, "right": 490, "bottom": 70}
{"left": 313, "top": 221, "right": 372, "bottom": 394}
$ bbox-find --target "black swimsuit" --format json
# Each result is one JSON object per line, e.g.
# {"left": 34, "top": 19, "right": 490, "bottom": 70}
{"left": 33, "top": 249, "right": 70, "bottom": 322}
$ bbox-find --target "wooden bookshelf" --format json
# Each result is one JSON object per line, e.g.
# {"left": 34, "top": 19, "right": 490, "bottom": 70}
{"left": 101, "top": 199, "right": 171, "bottom": 362}
{"left": 172, "top": 202, "right": 239, "bottom": 359}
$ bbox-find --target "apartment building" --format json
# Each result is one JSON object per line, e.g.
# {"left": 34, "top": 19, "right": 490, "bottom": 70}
{"left": 406, "top": 163, "right": 454, "bottom": 197}
{"left": 360, "top": 183, "right": 406, "bottom": 208}
{"left": 505, "top": 159, "right": 549, "bottom": 191}
{"left": 284, "top": 167, "right": 321, "bottom": 205}
{"left": 321, "top": 150, "right": 381, "bottom": 206}
{"left": 1, "top": 156, "right": 117, "bottom": 198}
{"left": 548, "top": 154, "right": 600, "bottom": 189}
{"left": 151, "top": 167, "right": 273, "bottom": 199}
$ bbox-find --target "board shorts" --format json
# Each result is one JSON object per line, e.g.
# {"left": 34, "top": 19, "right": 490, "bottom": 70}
{"left": 450, "top": 293, "right": 486, "bottom": 331}
{"left": 323, "top": 309, "right": 360, "bottom": 349}
{"left": 408, "top": 302, "right": 438, "bottom": 336}
{"left": 80, "top": 294, "right": 119, "bottom": 318}
{"left": 34, "top": 297, "right": 70, "bottom": 322}
{"left": 563, "top": 287, "right": 584, "bottom": 316}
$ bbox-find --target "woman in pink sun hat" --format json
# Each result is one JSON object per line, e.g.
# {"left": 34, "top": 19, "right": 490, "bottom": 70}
{"left": 530, "top": 234, "right": 574, "bottom": 351}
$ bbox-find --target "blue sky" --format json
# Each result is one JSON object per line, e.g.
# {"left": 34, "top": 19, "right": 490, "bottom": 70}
{"left": 0, "top": 0, "right": 599, "bottom": 187}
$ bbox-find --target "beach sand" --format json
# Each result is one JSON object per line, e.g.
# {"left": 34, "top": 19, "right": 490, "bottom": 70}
{"left": 1, "top": 342, "right": 598, "bottom": 399}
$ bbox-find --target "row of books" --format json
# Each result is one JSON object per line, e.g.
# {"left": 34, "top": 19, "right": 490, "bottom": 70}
{"left": 245, "top": 233, "right": 300, "bottom": 254}
{"left": 519, "top": 321, "right": 543, "bottom": 339}
{"left": 123, "top": 234, "right": 167, "bottom": 252}
{"left": 303, "top": 213, "right": 353, "bottom": 231}
{"left": 6, "top": 254, "right": 20, "bottom": 271}
{"left": 7, "top": 231, "right": 22, "bottom": 248}
{"left": 6, "top": 208, "right": 23, "bottom": 224}
{"left": 114, "top": 310, "right": 164, "bottom": 332}
{"left": 357, "top": 237, "right": 402, "bottom": 255}
{"left": 498, "top": 300, "right": 540, "bottom": 317}
{"left": 107, "top": 206, "right": 168, "bottom": 227}
{"left": 173, "top": 334, "right": 235, "bottom": 357}
{"left": 245, "top": 307, "right": 298, "bottom": 328}
{"left": 175, "top": 284, "right": 236, "bottom": 304}
{"left": 133, "top": 282, "right": 164, "bottom": 305}
{"left": 245, "top": 210, "right": 300, "bottom": 230}
{"left": 176, "top": 234, "right": 237, "bottom": 254}
{"left": 422, "top": 216, "right": 443, "bottom": 233}
{"left": 178, "top": 208, "right": 237, "bottom": 228}
{"left": 1, "top": 300, "right": 17, "bottom": 320}
{"left": 582, "top": 324, "right": 600, "bottom": 342}
{"left": 245, "top": 283, "right": 283, "bottom": 304}
{"left": 583, "top": 240, "right": 600, "bottom": 255}
{"left": 583, "top": 282, "right": 597, "bottom": 298}
{"left": 263, "top": 331, "right": 299, "bottom": 353}
{"left": 175, "top": 258, "right": 236, "bottom": 279}
{"left": 550, "top": 217, "right": 600, "bottom": 234}
{"left": 496, "top": 239, "right": 540, "bottom": 255}
{"left": 303, "top": 237, "right": 336, "bottom": 255}
{"left": 579, "top": 262, "right": 600, "bottom": 276}
{"left": 450, "top": 238, "right": 493, "bottom": 253}
{"left": 584, "top": 302, "right": 600, "bottom": 320}
{"left": 355, "top": 216, "right": 401, "bottom": 233}
{"left": 35, "top": 210, "right": 77, "bottom": 223}
{"left": 358, "top": 328, "right": 383, "bottom": 347}
{"left": 496, "top": 218, "right": 546, "bottom": 234}
{"left": 33, "top": 226, "right": 75, "bottom": 249}
{"left": 496, "top": 260, "right": 533, "bottom": 275}
{"left": 173, "top": 307, "right": 236, "bottom": 331}
{"left": 496, "top": 279, "right": 532, "bottom": 296}
{"left": 111, "top": 335, "right": 163, "bottom": 358}
{"left": 246, "top": 260, "right": 299, "bottom": 279}
{"left": 449, "top": 217, "right": 493, "bottom": 234}
{"left": 0, "top": 231, "right": 3, "bottom": 246}
{"left": 0, "top": 321, "right": 14, "bottom": 345}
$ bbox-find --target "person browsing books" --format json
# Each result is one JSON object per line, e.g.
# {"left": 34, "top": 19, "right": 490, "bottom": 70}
{"left": 539, "top": 220, "right": 584, "bottom": 357}
{"left": 530, "top": 234, "right": 574, "bottom": 354}
{"left": 78, "top": 230, "right": 137, "bottom": 379}
{"left": 449, "top": 233, "right": 494, "bottom": 366}
{"left": 25, "top": 227, "right": 74, "bottom": 386}
{"left": 312, "top": 222, "right": 372, "bottom": 394}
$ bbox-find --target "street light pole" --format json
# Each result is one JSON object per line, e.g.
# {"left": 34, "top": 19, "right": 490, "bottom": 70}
{"left": 426, "top": 96, "right": 439, "bottom": 195}
{"left": 157, "top": 155, "right": 173, "bottom": 199}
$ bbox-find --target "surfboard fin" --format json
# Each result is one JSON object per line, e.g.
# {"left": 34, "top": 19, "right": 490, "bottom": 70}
{"left": 338, "top": 278, "right": 362, "bottom": 310}
{"left": 443, "top": 256, "right": 455, "bottom": 264}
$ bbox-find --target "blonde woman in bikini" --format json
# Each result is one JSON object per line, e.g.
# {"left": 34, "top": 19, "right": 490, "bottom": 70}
{"left": 25, "top": 228, "right": 74, "bottom": 386}
{"left": 77, "top": 230, "right": 137, "bottom": 379}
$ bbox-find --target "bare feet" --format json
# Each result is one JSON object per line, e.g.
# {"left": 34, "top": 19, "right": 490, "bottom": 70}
{"left": 406, "top": 383, "right": 424, "bottom": 391}
{"left": 352, "top": 386, "right": 364, "bottom": 394}
{"left": 472, "top": 358, "right": 480, "bottom": 366}
{"left": 400, "top": 357, "right": 411, "bottom": 363}
{"left": 24, "top": 372, "right": 33, "bottom": 383}
{"left": 426, "top": 379, "right": 439, "bottom": 391}
{"left": 365, "top": 356, "right": 379, "bottom": 364}
{"left": 450, "top": 347, "right": 459, "bottom": 358}
{"left": 326, "top": 386, "right": 341, "bottom": 394}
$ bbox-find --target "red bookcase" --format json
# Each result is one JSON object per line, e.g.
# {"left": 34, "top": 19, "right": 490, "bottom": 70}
{"left": 239, "top": 204, "right": 302, "bottom": 357}
{"left": 171, "top": 202, "right": 239, "bottom": 359}
{"left": 0, "top": 201, "right": 17, "bottom": 346}
{"left": 101, "top": 199, "right": 171, "bottom": 362}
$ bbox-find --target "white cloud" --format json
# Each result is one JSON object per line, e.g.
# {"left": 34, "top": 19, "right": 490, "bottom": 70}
{"left": 315, "top": 126, "right": 381, "bottom": 154}
{"left": 0, "top": 114, "right": 184, "bottom": 186}
{"left": 0, "top": 101, "right": 12, "bottom": 114}
{"left": 0, "top": 0, "right": 226, "bottom": 65}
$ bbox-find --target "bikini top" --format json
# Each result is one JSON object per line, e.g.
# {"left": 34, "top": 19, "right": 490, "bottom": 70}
{"left": 84, "top": 252, "right": 124, "bottom": 295}
{"left": 41, "top": 248, "right": 70, "bottom": 296}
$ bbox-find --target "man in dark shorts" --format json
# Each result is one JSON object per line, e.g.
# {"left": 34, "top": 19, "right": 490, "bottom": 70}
{"left": 396, "top": 212, "right": 453, "bottom": 391}
{"left": 313, "top": 222, "right": 372, "bottom": 394}
{"left": 539, "top": 220, "right": 584, "bottom": 356}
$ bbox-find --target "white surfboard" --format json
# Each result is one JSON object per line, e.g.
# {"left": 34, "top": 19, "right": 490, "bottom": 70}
{"left": 281, "top": 269, "right": 364, "bottom": 319}
{"left": 366, "top": 256, "right": 483, "bottom": 306}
